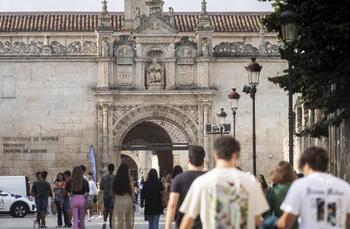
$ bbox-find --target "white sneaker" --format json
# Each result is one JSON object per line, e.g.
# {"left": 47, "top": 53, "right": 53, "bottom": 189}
{"left": 33, "top": 219, "right": 38, "bottom": 228}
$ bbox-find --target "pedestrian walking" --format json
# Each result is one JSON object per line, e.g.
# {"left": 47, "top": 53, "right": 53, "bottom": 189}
{"left": 112, "top": 164, "right": 134, "bottom": 229}
{"left": 32, "top": 171, "right": 52, "bottom": 228}
{"left": 275, "top": 147, "right": 350, "bottom": 229}
{"left": 265, "top": 161, "right": 297, "bottom": 228}
{"left": 62, "top": 170, "right": 73, "bottom": 228}
{"left": 87, "top": 172, "right": 97, "bottom": 222}
{"left": 180, "top": 136, "right": 269, "bottom": 229}
{"left": 53, "top": 173, "right": 66, "bottom": 228}
{"left": 100, "top": 164, "right": 116, "bottom": 228}
{"left": 133, "top": 182, "right": 141, "bottom": 214}
{"left": 65, "top": 166, "right": 90, "bottom": 229}
{"left": 141, "top": 169, "right": 164, "bottom": 229}
{"left": 96, "top": 184, "right": 104, "bottom": 219}
{"left": 165, "top": 145, "right": 205, "bottom": 229}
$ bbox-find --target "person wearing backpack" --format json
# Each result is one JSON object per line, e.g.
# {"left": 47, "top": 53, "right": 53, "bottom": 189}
{"left": 53, "top": 173, "right": 66, "bottom": 228}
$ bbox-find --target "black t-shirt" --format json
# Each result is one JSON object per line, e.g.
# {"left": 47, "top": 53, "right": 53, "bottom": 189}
{"left": 32, "top": 180, "right": 51, "bottom": 198}
{"left": 65, "top": 179, "right": 89, "bottom": 195}
{"left": 171, "top": 170, "right": 205, "bottom": 228}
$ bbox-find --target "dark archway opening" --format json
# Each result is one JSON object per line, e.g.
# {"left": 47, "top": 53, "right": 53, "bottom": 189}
{"left": 122, "top": 121, "right": 174, "bottom": 178}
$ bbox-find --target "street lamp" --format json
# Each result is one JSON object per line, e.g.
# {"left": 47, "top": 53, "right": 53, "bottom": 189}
{"left": 280, "top": 8, "right": 298, "bottom": 167}
{"left": 206, "top": 108, "right": 231, "bottom": 136}
{"left": 243, "top": 58, "right": 262, "bottom": 176}
{"left": 227, "top": 88, "right": 240, "bottom": 139}
{"left": 217, "top": 108, "right": 228, "bottom": 136}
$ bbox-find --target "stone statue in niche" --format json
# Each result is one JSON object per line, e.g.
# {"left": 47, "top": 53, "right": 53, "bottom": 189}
{"left": 101, "top": 38, "right": 109, "bottom": 57}
{"left": 201, "top": 38, "right": 209, "bottom": 57}
{"left": 147, "top": 58, "right": 164, "bottom": 88}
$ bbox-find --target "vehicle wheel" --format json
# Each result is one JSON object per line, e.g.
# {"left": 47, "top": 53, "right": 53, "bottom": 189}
{"left": 10, "top": 202, "right": 28, "bottom": 218}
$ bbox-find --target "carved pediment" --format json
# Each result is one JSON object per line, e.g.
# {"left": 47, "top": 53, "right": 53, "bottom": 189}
{"left": 133, "top": 17, "right": 177, "bottom": 35}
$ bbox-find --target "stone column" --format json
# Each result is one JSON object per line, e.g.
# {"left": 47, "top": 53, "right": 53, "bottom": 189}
{"left": 197, "top": 59, "right": 210, "bottom": 88}
{"left": 202, "top": 102, "right": 211, "bottom": 169}
{"left": 166, "top": 58, "right": 176, "bottom": 90}
{"left": 101, "top": 103, "right": 111, "bottom": 172}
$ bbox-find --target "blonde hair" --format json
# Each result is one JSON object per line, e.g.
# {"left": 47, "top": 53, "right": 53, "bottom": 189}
{"left": 270, "top": 161, "right": 296, "bottom": 184}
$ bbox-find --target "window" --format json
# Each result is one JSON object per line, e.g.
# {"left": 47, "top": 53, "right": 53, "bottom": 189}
{"left": 1, "top": 75, "right": 16, "bottom": 99}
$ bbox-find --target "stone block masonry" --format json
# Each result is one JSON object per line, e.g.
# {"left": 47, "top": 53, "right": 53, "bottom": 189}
{"left": 0, "top": 61, "right": 97, "bottom": 182}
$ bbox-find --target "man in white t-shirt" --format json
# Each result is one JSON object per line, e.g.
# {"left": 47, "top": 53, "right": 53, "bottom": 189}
{"left": 276, "top": 147, "right": 350, "bottom": 229}
{"left": 179, "top": 136, "right": 269, "bottom": 229}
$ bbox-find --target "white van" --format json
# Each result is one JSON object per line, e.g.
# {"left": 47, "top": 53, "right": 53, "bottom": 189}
{"left": 0, "top": 176, "right": 28, "bottom": 197}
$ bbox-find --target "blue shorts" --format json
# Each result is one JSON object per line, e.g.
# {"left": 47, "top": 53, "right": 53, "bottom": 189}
{"left": 35, "top": 197, "right": 48, "bottom": 213}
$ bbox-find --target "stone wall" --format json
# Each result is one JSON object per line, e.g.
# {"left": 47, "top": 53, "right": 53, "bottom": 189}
{"left": 211, "top": 58, "right": 288, "bottom": 176}
{"left": 0, "top": 60, "right": 97, "bottom": 182}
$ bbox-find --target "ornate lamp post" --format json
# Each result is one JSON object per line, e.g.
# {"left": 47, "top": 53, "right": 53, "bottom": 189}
{"left": 280, "top": 8, "right": 298, "bottom": 166}
{"left": 243, "top": 58, "right": 262, "bottom": 176}
{"left": 227, "top": 88, "right": 241, "bottom": 139}
{"left": 217, "top": 108, "right": 228, "bottom": 136}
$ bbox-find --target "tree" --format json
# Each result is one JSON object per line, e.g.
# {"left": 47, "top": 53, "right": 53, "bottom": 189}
{"left": 260, "top": 0, "right": 350, "bottom": 137}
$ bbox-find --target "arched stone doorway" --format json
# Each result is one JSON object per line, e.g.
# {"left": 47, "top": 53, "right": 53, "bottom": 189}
{"left": 112, "top": 105, "right": 199, "bottom": 178}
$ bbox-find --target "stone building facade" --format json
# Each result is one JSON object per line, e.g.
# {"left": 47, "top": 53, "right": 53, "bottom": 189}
{"left": 294, "top": 100, "right": 350, "bottom": 181}
{"left": 0, "top": 0, "right": 289, "bottom": 181}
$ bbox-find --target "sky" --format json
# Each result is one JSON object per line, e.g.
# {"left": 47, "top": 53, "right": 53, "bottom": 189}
{"left": 0, "top": 0, "right": 272, "bottom": 12}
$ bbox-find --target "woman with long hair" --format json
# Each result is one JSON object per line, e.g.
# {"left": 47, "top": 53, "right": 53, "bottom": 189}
{"left": 141, "top": 169, "right": 164, "bottom": 229}
{"left": 266, "top": 161, "right": 297, "bottom": 228}
{"left": 112, "top": 164, "right": 134, "bottom": 229}
{"left": 65, "top": 166, "right": 89, "bottom": 229}
{"left": 171, "top": 166, "right": 183, "bottom": 179}
{"left": 53, "top": 173, "right": 66, "bottom": 227}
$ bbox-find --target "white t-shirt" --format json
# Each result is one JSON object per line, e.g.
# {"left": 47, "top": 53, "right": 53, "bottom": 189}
{"left": 281, "top": 172, "right": 350, "bottom": 229}
{"left": 180, "top": 168, "right": 269, "bottom": 229}
{"left": 88, "top": 180, "right": 97, "bottom": 196}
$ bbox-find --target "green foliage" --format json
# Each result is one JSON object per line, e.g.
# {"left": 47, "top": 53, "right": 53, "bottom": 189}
{"left": 259, "top": 0, "right": 350, "bottom": 137}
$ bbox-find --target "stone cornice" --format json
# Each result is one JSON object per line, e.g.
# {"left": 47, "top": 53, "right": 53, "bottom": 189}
{"left": 93, "top": 89, "right": 217, "bottom": 96}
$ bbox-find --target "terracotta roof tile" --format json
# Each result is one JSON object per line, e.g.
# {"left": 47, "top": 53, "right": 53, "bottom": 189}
{"left": 0, "top": 12, "right": 268, "bottom": 33}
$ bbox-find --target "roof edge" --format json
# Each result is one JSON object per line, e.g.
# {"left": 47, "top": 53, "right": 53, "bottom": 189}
{"left": 0, "top": 11, "right": 272, "bottom": 16}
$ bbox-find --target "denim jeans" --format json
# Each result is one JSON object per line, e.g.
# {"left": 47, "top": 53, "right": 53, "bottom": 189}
{"left": 147, "top": 215, "right": 160, "bottom": 229}
{"left": 55, "top": 201, "right": 63, "bottom": 226}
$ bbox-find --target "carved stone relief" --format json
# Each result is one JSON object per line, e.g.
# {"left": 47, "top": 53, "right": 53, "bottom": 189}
{"left": 116, "top": 65, "right": 134, "bottom": 86}
{"left": 175, "top": 37, "right": 197, "bottom": 64}
{"left": 0, "top": 40, "right": 97, "bottom": 56}
{"left": 177, "top": 65, "right": 194, "bottom": 86}
{"left": 112, "top": 105, "right": 139, "bottom": 126}
{"left": 113, "top": 35, "right": 135, "bottom": 65}
{"left": 213, "top": 41, "right": 280, "bottom": 57}
{"left": 101, "top": 38, "right": 110, "bottom": 57}
{"left": 173, "top": 105, "right": 199, "bottom": 125}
